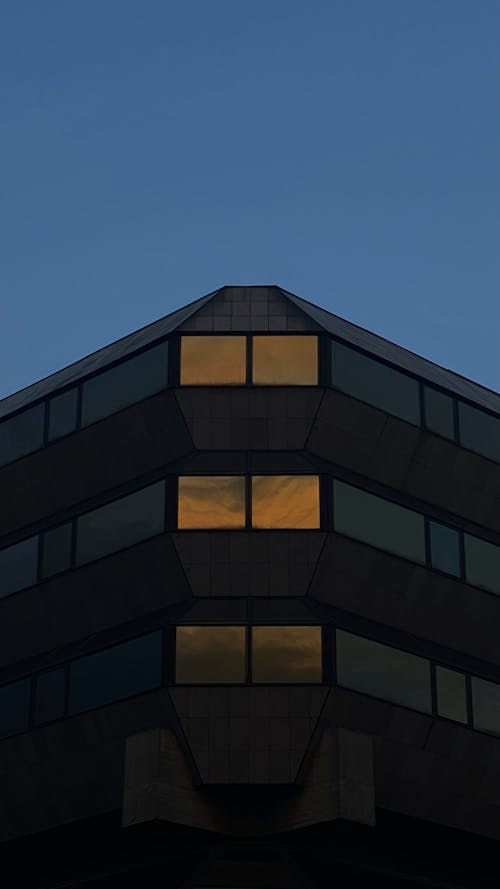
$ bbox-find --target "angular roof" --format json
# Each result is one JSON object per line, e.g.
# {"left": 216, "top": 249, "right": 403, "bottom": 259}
{"left": 1, "top": 285, "right": 498, "bottom": 419}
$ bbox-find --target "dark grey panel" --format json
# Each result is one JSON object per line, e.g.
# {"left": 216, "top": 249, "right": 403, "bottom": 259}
{"left": 472, "top": 676, "right": 500, "bottom": 735}
{"left": 75, "top": 482, "right": 165, "bottom": 566}
{"left": 0, "top": 536, "right": 38, "bottom": 598}
{"left": 332, "top": 340, "right": 421, "bottom": 425}
{"left": 459, "top": 402, "right": 500, "bottom": 462}
{"left": 47, "top": 388, "right": 78, "bottom": 442}
{"left": 436, "top": 666, "right": 467, "bottom": 724}
{"left": 0, "top": 678, "right": 31, "bottom": 738}
{"left": 336, "top": 630, "right": 432, "bottom": 714}
{"left": 81, "top": 342, "right": 168, "bottom": 427}
{"left": 333, "top": 480, "right": 426, "bottom": 564}
{"left": 34, "top": 668, "right": 66, "bottom": 725}
{"left": 424, "top": 386, "right": 455, "bottom": 439}
{"left": 41, "top": 523, "right": 73, "bottom": 579}
{"left": 177, "top": 285, "right": 322, "bottom": 333}
{"left": 464, "top": 534, "right": 500, "bottom": 596}
{"left": 429, "top": 522, "right": 461, "bottom": 577}
{"left": 0, "top": 402, "right": 45, "bottom": 466}
{"left": 69, "top": 631, "right": 163, "bottom": 714}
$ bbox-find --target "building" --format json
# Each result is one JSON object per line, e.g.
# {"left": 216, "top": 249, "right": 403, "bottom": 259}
{"left": 0, "top": 285, "right": 500, "bottom": 889}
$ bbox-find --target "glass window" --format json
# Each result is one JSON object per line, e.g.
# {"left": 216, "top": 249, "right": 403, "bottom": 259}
{"left": 0, "top": 536, "right": 39, "bottom": 598}
{"left": 464, "top": 534, "right": 500, "bottom": 596}
{"left": 333, "top": 481, "right": 426, "bottom": 564}
{"left": 47, "top": 388, "right": 78, "bottom": 441}
{"left": 75, "top": 482, "right": 165, "bottom": 566}
{"left": 176, "top": 626, "right": 246, "bottom": 683}
{"left": 180, "top": 336, "right": 246, "bottom": 385}
{"left": 41, "top": 523, "right": 73, "bottom": 578}
{"left": 336, "top": 630, "right": 431, "bottom": 714}
{"left": 0, "top": 678, "right": 31, "bottom": 738}
{"left": 0, "top": 403, "right": 45, "bottom": 466}
{"left": 252, "top": 336, "right": 318, "bottom": 385}
{"left": 471, "top": 676, "right": 500, "bottom": 736}
{"left": 34, "top": 668, "right": 66, "bottom": 725}
{"left": 429, "top": 522, "right": 461, "bottom": 577}
{"left": 81, "top": 342, "right": 169, "bottom": 427}
{"left": 252, "top": 475, "right": 320, "bottom": 529}
{"left": 424, "top": 387, "right": 455, "bottom": 440}
{"left": 436, "top": 666, "right": 467, "bottom": 724}
{"left": 177, "top": 476, "right": 245, "bottom": 529}
{"left": 69, "top": 631, "right": 163, "bottom": 714}
{"left": 252, "top": 626, "right": 322, "bottom": 683}
{"left": 331, "top": 341, "right": 421, "bottom": 425}
{"left": 459, "top": 403, "right": 500, "bottom": 463}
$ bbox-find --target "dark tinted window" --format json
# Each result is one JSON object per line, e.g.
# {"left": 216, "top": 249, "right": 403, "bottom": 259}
{"left": 336, "top": 630, "right": 431, "bottom": 714}
{"left": 176, "top": 626, "right": 246, "bottom": 683}
{"left": 0, "top": 403, "right": 45, "bottom": 466}
{"left": 464, "top": 535, "right": 500, "bottom": 595}
{"left": 69, "top": 632, "right": 163, "bottom": 714}
{"left": 75, "top": 482, "right": 165, "bottom": 566}
{"left": 81, "top": 342, "right": 168, "bottom": 427}
{"left": 436, "top": 666, "right": 467, "bottom": 724}
{"left": 180, "top": 336, "right": 246, "bottom": 385}
{"left": 41, "top": 523, "right": 73, "bottom": 578}
{"left": 252, "top": 336, "right": 318, "bottom": 384}
{"left": 0, "top": 536, "right": 39, "bottom": 598}
{"left": 333, "top": 481, "right": 426, "bottom": 564}
{"left": 459, "top": 403, "right": 500, "bottom": 463}
{"left": 48, "top": 388, "right": 78, "bottom": 441}
{"left": 252, "top": 626, "right": 322, "bottom": 683}
{"left": 178, "top": 476, "right": 245, "bottom": 529}
{"left": 251, "top": 476, "right": 320, "bottom": 529}
{"left": 472, "top": 676, "right": 500, "bottom": 736}
{"left": 424, "top": 387, "right": 455, "bottom": 440}
{"left": 34, "top": 668, "right": 66, "bottom": 725}
{"left": 429, "top": 522, "right": 461, "bottom": 577}
{"left": 331, "top": 341, "right": 421, "bottom": 425}
{"left": 0, "top": 679, "right": 31, "bottom": 738}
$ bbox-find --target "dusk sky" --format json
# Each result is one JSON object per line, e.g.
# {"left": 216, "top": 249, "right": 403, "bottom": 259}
{"left": 1, "top": 0, "right": 498, "bottom": 399}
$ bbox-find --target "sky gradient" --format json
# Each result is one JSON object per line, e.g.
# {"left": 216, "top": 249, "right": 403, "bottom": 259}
{"left": 1, "top": 0, "right": 498, "bottom": 399}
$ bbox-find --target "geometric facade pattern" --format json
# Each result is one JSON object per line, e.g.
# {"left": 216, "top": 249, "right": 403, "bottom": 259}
{"left": 0, "top": 285, "right": 499, "bottom": 887}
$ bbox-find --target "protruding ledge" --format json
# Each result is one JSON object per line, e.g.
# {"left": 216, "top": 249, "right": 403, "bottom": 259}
{"left": 122, "top": 725, "right": 375, "bottom": 836}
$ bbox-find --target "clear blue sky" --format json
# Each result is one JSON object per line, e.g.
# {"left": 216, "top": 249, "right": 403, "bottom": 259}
{"left": 1, "top": 0, "right": 498, "bottom": 399}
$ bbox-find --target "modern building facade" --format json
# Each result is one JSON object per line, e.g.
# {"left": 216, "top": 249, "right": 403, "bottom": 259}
{"left": 0, "top": 285, "right": 500, "bottom": 888}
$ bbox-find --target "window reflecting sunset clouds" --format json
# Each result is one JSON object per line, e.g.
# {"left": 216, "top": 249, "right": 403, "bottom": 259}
{"left": 252, "top": 475, "right": 319, "bottom": 528}
{"left": 253, "top": 336, "right": 318, "bottom": 385}
{"left": 252, "top": 626, "right": 322, "bottom": 682}
{"left": 176, "top": 626, "right": 246, "bottom": 683}
{"left": 180, "top": 336, "right": 246, "bottom": 384}
{"left": 178, "top": 476, "right": 246, "bottom": 528}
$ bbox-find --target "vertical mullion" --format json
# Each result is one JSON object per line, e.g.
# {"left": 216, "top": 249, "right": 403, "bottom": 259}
{"left": 247, "top": 624, "right": 252, "bottom": 684}
{"left": 459, "top": 530, "right": 466, "bottom": 582}
{"left": 424, "top": 516, "right": 432, "bottom": 571}
{"left": 246, "top": 334, "right": 253, "bottom": 385}
{"left": 70, "top": 518, "right": 78, "bottom": 569}
{"left": 418, "top": 381, "right": 426, "bottom": 430}
{"left": 430, "top": 662, "right": 437, "bottom": 717}
{"left": 246, "top": 474, "right": 252, "bottom": 529}
{"left": 43, "top": 400, "right": 50, "bottom": 447}
{"left": 75, "top": 383, "right": 83, "bottom": 430}
{"left": 331, "top": 626, "right": 338, "bottom": 686}
{"left": 29, "top": 675, "right": 37, "bottom": 729}
{"left": 453, "top": 398, "right": 460, "bottom": 445}
{"left": 37, "top": 532, "right": 44, "bottom": 584}
{"left": 466, "top": 673, "right": 473, "bottom": 728}
{"left": 64, "top": 662, "right": 71, "bottom": 716}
